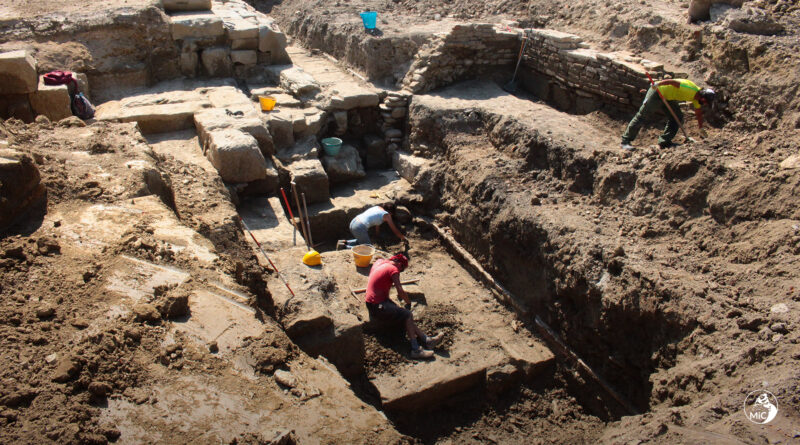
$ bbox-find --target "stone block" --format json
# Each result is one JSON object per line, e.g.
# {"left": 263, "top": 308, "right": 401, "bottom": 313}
{"left": 326, "top": 84, "right": 380, "bottom": 111}
{"left": 98, "top": 101, "right": 208, "bottom": 134}
{"left": 279, "top": 67, "right": 321, "bottom": 97}
{"left": 231, "top": 50, "right": 257, "bottom": 66}
{"left": 205, "top": 129, "right": 269, "bottom": 183}
{"left": 194, "top": 107, "right": 274, "bottom": 156}
{"left": 321, "top": 144, "right": 366, "bottom": 184}
{"left": 0, "top": 94, "right": 34, "bottom": 122}
{"left": 161, "top": 0, "right": 211, "bottom": 11}
{"left": 201, "top": 47, "right": 232, "bottom": 77}
{"left": 0, "top": 150, "right": 44, "bottom": 231}
{"left": 364, "top": 134, "right": 389, "bottom": 169}
{"left": 265, "top": 112, "right": 294, "bottom": 150}
{"left": 226, "top": 19, "right": 259, "bottom": 40}
{"left": 231, "top": 38, "right": 258, "bottom": 50}
{"left": 205, "top": 86, "right": 251, "bottom": 108}
{"left": 258, "top": 24, "right": 290, "bottom": 64}
{"left": 29, "top": 77, "right": 72, "bottom": 122}
{"left": 287, "top": 159, "right": 329, "bottom": 204}
{"left": 303, "top": 109, "right": 326, "bottom": 138}
{"left": 276, "top": 135, "right": 319, "bottom": 164}
{"left": 170, "top": 11, "right": 224, "bottom": 40}
{"left": 333, "top": 111, "right": 347, "bottom": 136}
{"left": 0, "top": 50, "right": 37, "bottom": 94}
{"left": 393, "top": 151, "right": 430, "bottom": 183}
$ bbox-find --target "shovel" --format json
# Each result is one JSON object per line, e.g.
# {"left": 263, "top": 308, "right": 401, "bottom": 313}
{"left": 503, "top": 36, "right": 528, "bottom": 93}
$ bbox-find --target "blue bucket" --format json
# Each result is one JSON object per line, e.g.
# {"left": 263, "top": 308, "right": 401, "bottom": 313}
{"left": 360, "top": 11, "right": 377, "bottom": 30}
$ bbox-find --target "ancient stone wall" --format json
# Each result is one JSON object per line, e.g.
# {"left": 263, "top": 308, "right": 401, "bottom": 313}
{"left": 520, "top": 28, "right": 666, "bottom": 113}
{"left": 401, "top": 24, "right": 518, "bottom": 93}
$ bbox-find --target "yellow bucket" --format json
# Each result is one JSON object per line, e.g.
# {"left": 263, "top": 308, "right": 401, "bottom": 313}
{"left": 258, "top": 95, "right": 276, "bottom": 111}
{"left": 352, "top": 245, "right": 375, "bottom": 268}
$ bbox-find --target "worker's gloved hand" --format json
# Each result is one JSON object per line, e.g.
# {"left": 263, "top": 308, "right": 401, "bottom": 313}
{"left": 699, "top": 128, "right": 709, "bottom": 139}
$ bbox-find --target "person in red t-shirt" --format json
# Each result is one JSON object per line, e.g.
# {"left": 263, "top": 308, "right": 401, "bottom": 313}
{"left": 365, "top": 253, "right": 443, "bottom": 359}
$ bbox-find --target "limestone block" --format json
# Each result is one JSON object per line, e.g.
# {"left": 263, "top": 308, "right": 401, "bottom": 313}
{"left": 205, "top": 86, "right": 251, "bottom": 108}
{"left": 265, "top": 112, "right": 294, "bottom": 150}
{"left": 276, "top": 136, "right": 319, "bottom": 164}
{"left": 231, "top": 38, "right": 258, "bottom": 50}
{"left": 393, "top": 151, "right": 430, "bottom": 183}
{"left": 279, "top": 67, "right": 321, "bottom": 97}
{"left": 170, "top": 11, "right": 224, "bottom": 40}
{"left": 0, "top": 50, "right": 38, "bottom": 94}
{"left": 98, "top": 101, "right": 209, "bottom": 134}
{"left": 303, "top": 109, "right": 326, "bottom": 138}
{"left": 226, "top": 19, "right": 259, "bottom": 40}
{"left": 390, "top": 107, "right": 406, "bottom": 119}
{"left": 180, "top": 39, "right": 199, "bottom": 77}
{"left": 0, "top": 150, "right": 44, "bottom": 231}
{"left": 258, "top": 24, "right": 290, "bottom": 64}
{"left": 0, "top": 94, "right": 34, "bottom": 122}
{"left": 29, "top": 77, "right": 72, "bottom": 122}
{"left": 194, "top": 107, "right": 273, "bottom": 156}
{"left": 231, "top": 50, "right": 257, "bottom": 66}
{"left": 161, "top": 0, "right": 211, "bottom": 11}
{"left": 321, "top": 144, "right": 366, "bottom": 184}
{"left": 326, "top": 84, "right": 380, "bottom": 110}
{"left": 288, "top": 158, "right": 329, "bottom": 204}
{"left": 206, "top": 129, "right": 268, "bottom": 183}
{"left": 364, "top": 133, "right": 389, "bottom": 169}
{"left": 201, "top": 47, "right": 232, "bottom": 77}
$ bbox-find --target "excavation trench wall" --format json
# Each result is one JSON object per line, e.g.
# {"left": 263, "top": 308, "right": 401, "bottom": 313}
{"left": 405, "top": 102, "right": 695, "bottom": 412}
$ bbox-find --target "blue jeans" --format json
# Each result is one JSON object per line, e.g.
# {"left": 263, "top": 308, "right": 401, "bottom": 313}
{"left": 347, "top": 218, "right": 371, "bottom": 247}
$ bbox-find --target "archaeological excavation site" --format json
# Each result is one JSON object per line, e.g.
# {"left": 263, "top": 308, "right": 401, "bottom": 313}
{"left": 2, "top": 0, "right": 800, "bottom": 443}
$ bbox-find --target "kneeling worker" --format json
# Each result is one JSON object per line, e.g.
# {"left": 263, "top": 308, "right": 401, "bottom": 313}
{"left": 339, "top": 203, "right": 406, "bottom": 249}
{"left": 365, "top": 253, "right": 443, "bottom": 359}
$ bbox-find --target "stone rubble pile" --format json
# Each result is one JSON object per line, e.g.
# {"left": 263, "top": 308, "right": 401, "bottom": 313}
{"left": 165, "top": 0, "right": 290, "bottom": 78}
{"left": 379, "top": 91, "right": 411, "bottom": 156}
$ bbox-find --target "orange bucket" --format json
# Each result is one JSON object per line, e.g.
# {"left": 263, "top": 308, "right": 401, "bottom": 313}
{"left": 259, "top": 95, "right": 276, "bottom": 111}
{"left": 352, "top": 245, "right": 375, "bottom": 268}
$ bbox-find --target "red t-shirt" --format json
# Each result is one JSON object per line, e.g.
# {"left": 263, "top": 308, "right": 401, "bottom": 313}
{"left": 365, "top": 259, "right": 398, "bottom": 304}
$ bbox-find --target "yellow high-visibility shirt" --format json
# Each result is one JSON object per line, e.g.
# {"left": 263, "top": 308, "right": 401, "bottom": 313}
{"left": 657, "top": 79, "right": 702, "bottom": 109}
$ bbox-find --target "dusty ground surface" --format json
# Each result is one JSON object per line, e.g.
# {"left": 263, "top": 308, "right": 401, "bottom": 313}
{"left": 3, "top": 0, "right": 800, "bottom": 443}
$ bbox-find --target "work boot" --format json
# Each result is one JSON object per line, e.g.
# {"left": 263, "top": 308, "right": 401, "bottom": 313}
{"left": 620, "top": 143, "right": 634, "bottom": 151}
{"left": 410, "top": 348, "right": 434, "bottom": 360}
{"left": 425, "top": 332, "right": 444, "bottom": 349}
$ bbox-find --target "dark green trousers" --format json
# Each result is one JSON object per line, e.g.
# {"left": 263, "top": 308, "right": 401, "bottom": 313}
{"left": 621, "top": 87, "right": 683, "bottom": 146}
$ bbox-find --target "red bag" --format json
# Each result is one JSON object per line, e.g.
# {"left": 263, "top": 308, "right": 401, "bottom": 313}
{"left": 43, "top": 70, "right": 78, "bottom": 90}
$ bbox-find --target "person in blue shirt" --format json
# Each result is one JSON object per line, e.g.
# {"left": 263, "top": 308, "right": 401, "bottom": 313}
{"left": 338, "top": 203, "right": 406, "bottom": 248}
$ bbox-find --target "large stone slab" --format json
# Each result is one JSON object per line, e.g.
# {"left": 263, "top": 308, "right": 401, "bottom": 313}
{"left": 170, "top": 11, "right": 225, "bottom": 40}
{"left": 321, "top": 144, "right": 366, "bottom": 184}
{"left": 206, "top": 129, "right": 269, "bottom": 183}
{"left": 258, "top": 23, "right": 290, "bottom": 64}
{"left": 393, "top": 150, "right": 430, "bottom": 183}
{"left": 225, "top": 18, "right": 259, "bottom": 40}
{"left": 0, "top": 50, "right": 37, "bottom": 94}
{"left": 287, "top": 158, "right": 329, "bottom": 204}
{"left": 99, "top": 101, "right": 209, "bottom": 134}
{"left": 265, "top": 111, "right": 295, "bottom": 150}
{"left": 231, "top": 50, "right": 257, "bottom": 66}
{"left": 325, "top": 84, "right": 380, "bottom": 111}
{"left": 161, "top": 0, "right": 211, "bottom": 11}
{"left": 194, "top": 106, "right": 274, "bottom": 156}
{"left": 0, "top": 150, "right": 44, "bottom": 231}
{"left": 272, "top": 66, "right": 320, "bottom": 97}
{"left": 29, "top": 77, "right": 72, "bottom": 122}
